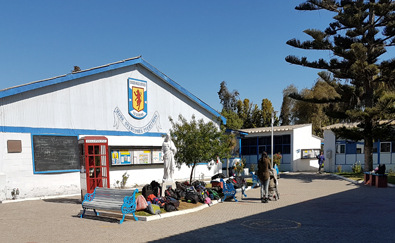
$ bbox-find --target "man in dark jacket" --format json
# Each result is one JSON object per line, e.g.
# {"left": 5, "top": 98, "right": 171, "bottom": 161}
{"left": 317, "top": 151, "right": 325, "bottom": 174}
{"left": 257, "top": 151, "right": 272, "bottom": 203}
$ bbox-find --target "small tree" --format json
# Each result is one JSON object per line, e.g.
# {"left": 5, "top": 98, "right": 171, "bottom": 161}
{"left": 169, "top": 114, "right": 233, "bottom": 183}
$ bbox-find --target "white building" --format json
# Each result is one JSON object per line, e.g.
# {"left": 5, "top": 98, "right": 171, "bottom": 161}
{"left": 323, "top": 123, "right": 395, "bottom": 172}
{"left": 239, "top": 124, "right": 322, "bottom": 172}
{"left": 0, "top": 56, "right": 223, "bottom": 201}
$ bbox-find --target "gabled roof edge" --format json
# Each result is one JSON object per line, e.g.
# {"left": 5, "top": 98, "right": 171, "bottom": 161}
{"left": 0, "top": 56, "right": 226, "bottom": 124}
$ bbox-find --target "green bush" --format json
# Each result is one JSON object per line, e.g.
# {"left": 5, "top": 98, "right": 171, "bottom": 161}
{"left": 351, "top": 161, "right": 362, "bottom": 174}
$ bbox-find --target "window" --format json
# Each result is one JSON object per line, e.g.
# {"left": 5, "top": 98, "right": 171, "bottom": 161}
{"left": 356, "top": 144, "right": 364, "bottom": 154}
{"left": 259, "top": 136, "right": 270, "bottom": 145}
{"left": 336, "top": 144, "right": 345, "bottom": 154}
{"left": 274, "top": 136, "right": 283, "bottom": 145}
{"left": 283, "top": 145, "right": 291, "bottom": 154}
{"left": 283, "top": 135, "right": 291, "bottom": 144}
{"left": 380, "top": 142, "right": 391, "bottom": 153}
{"left": 373, "top": 143, "right": 378, "bottom": 153}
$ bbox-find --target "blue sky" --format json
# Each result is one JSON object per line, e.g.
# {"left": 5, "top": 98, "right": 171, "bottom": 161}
{"left": 1, "top": 0, "right": 384, "bottom": 114}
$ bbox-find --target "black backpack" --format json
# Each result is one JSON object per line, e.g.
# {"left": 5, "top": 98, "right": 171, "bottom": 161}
{"left": 174, "top": 188, "right": 186, "bottom": 199}
{"left": 377, "top": 164, "right": 386, "bottom": 174}
{"left": 142, "top": 184, "right": 154, "bottom": 199}
{"left": 185, "top": 191, "right": 199, "bottom": 204}
{"left": 150, "top": 180, "right": 162, "bottom": 197}
{"left": 211, "top": 173, "right": 225, "bottom": 180}
{"left": 164, "top": 186, "right": 179, "bottom": 199}
{"left": 164, "top": 197, "right": 180, "bottom": 212}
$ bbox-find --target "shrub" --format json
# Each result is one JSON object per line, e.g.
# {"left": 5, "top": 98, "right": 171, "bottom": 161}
{"left": 337, "top": 165, "right": 342, "bottom": 173}
{"left": 351, "top": 161, "right": 362, "bottom": 174}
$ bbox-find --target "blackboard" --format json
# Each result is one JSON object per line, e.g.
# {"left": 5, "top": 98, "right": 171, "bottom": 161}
{"left": 33, "top": 135, "right": 79, "bottom": 173}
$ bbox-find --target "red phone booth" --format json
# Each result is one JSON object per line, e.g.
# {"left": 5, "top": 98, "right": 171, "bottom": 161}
{"left": 79, "top": 136, "right": 109, "bottom": 200}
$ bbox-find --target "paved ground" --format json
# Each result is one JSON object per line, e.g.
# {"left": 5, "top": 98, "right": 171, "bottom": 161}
{"left": 1, "top": 173, "right": 394, "bottom": 243}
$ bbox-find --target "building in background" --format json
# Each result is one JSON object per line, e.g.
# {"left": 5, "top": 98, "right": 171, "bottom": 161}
{"left": 323, "top": 123, "right": 395, "bottom": 172}
{"left": 239, "top": 124, "right": 322, "bottom": 172}
{"left": 0, "top": 56, "right": 224, "bottom": 201}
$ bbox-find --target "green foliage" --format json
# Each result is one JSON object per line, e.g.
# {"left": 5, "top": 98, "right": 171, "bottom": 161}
{"left": 249, "top": 163, "right": 256, "bottom": 173}
{"left": 169, "top": 114, "right": 233, "bottom": 183}
{"left": 351, "top": 161, "right": 362, "bottom": 174}
{"left": 221, "top": 109, "right": 243, "bottom": 130}
{"left": 235, "top": 158, "right": 246, "bottom": 176}
{"left": 286, "top": 1, "right": 395, "bottom": 171}
{"left": 271, "top": 153, "right": 282, "bottom": 167}
{"left": 121, "top": 172, "right": 129, "bottom": 189}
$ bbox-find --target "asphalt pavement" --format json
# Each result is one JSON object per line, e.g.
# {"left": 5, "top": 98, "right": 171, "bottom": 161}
{"left": 1, "top": 172, "right": 394, "bottom": 243}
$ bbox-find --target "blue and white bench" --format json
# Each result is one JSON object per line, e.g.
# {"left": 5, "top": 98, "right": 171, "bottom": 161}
{"left": 220, "top": 178, "right": 247, "bottom": 202}
{"left": 80, "top": 187, "right": 139, "bottom": 224}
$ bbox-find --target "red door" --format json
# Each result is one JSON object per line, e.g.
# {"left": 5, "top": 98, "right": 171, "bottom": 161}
{"left": 80, "top": 137, "right": 109, "bottom": 194}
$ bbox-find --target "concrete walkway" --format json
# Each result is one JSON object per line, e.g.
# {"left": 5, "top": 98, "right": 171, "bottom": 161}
{"left": 1, "top": 173, "right": 394, "bottom": 243}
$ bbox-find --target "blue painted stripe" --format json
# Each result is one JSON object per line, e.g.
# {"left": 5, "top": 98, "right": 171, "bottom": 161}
{"left": 3, "top": 126, "right": 165, "bottom": 137}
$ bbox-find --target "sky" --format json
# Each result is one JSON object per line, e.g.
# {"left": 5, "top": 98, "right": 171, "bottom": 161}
{"left": 0, "top": 0, "right": 376, "bottom": 114}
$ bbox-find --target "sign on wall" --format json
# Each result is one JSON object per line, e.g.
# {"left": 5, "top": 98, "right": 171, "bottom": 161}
{"left": 128, "top": 78, "right": 147, "bottom": 119}
{"left": 301, "top": 149, "right": 321, "bottom": 159}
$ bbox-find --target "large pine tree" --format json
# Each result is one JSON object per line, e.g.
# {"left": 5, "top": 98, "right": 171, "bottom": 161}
{"left": 286, "top": 0, "right": 395, "bottom": 171}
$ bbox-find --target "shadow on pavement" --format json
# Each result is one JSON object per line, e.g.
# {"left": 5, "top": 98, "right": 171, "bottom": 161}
{"left": 149, "top": 174, "right": 394, "bottom": 243}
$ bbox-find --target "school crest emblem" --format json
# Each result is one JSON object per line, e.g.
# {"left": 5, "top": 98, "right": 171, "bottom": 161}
{"left": 128, "top": 78, "right": 147, "bottom": 119}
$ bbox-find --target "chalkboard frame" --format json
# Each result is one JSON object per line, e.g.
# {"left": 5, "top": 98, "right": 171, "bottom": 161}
{"left": 32, "top": 134, "right": 80, "bottom": 174}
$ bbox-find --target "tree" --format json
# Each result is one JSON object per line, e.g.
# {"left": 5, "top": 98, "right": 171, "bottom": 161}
{"left": 169, "top": 114, "right": 233, "bottom": 183}
{"left": 218, "top": 81, "right": 243, "bottom": 130}
{"left": 286, "top": 0, "right": 395, "bottom": 171}
{"left": 280, "top": 84, "right": 298, "bottom": 125}
{"left": 218, "top": 81, "right": 239, "bottom": 112}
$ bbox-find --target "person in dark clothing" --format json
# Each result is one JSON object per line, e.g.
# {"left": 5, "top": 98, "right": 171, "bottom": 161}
{"left": 317, "top": 151, "right": 325, "bottom": 174}
{"left": 257, "top": 151, "right": 272, "bottom": 203}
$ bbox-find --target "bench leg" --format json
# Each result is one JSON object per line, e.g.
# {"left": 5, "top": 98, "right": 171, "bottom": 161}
{"left": 232, "top": 193, "right": 238, "bottom": 202}
{"left": 120, "top": 214, "right": 126, "bottom": 224}
{"left": 242, "top": 187, "right": 247, "bottom": 198}
{"left": 80, "top": 209, "right": 86, "bottom": 218}
{"left": 132, "top": 212, "right": 138, "bottom": 221}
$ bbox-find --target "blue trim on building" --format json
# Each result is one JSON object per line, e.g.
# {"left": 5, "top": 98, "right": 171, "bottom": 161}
{"left": 0, "top": 57, "right": 225, "bottom": 124}
{"left": 3, "top": 126, "right": 164, "bottom": 137}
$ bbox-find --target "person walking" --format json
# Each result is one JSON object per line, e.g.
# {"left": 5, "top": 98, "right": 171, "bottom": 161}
{"left": 257, "top": 151, "right": 272, "bottom": 203}
{"left": 317, "top": 151, "right": 325, "bottom": 174}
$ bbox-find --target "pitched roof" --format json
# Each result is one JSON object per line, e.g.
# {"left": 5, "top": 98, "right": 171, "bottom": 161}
{"left": 0, "top": 56, "right": 225, "bottom": 123}
{"left": 239, "top": 124, "right": 311, "bottom": 134}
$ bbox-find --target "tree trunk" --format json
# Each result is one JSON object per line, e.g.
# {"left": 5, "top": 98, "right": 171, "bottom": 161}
{"left": 364, "top": 119, "right": 374, "bottom": 172}
{"left": 189, "top": 163, "right": 197, "bottom": 183}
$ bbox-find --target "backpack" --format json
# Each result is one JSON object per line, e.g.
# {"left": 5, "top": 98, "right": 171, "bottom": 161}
{"left": 164, "top": 197, "right": 180, "bottom": 212}
{"left": 142, "top": 184, "right": 154, "bottom": 200}
{"left": 175, "top": 188, "right": 186, "bottom": 199}
{"left": 146, "top": 203, "right": 161, "bottom": 215}
{"left": 185, "top": 191, "right": 199, "bottom": 204}
{"left": 204, "top": 197, "right": 211, "bottom": 205}
{"left": 136, "top": 195, "right": 148, "bottom": 211}
{"left": 176, "top": 181, "right": 188, "bottom": 192}
{"left": 377, "top": 164, "right": 386, "bottom": 174}
{"left": 165, "top": 186, "right": 179, "bottom": 199}
{"left": 211, "top": 173, "right": 225, "bottom": 180}
{"left": 150, "top": 180, "right": 162, "bottom": 197}
{"left": 208, "top": 189, "right": 221, "bottom": 200}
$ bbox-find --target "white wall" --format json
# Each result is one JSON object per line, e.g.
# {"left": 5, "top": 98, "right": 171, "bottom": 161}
{"left": 0, "top": 64, "right": 222, "bottom": 201}
{"left": 292, "top": 125, "right": 321, "bottom": 172}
